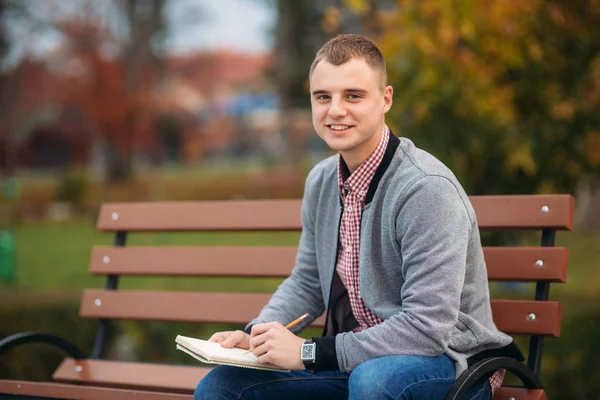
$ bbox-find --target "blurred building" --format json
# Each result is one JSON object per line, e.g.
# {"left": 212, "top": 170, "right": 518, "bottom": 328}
{"left": 0, "top": 47, "right": 320, "bottom": 174}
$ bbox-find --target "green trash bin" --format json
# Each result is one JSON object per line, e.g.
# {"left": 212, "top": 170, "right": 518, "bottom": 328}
{"left": 0, "top": 231, "right": 15, "bottom": 284}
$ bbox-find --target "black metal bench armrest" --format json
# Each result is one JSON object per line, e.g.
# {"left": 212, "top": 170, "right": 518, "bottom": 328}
{"left": 0, "top": 332, "right": 87, "bottom": 359}
{"left": 444, "top": 357, "right": 543, "bottom": 400}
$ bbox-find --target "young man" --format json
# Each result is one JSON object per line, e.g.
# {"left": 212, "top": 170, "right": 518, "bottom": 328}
{"left": 194, "top": 34, "right": 522, "bottom": 400}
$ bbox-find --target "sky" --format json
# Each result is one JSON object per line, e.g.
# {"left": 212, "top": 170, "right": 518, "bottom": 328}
{"left": 166, "top": 0, "right": 276, "bottom": 54}
{"left": 1, "top": 0, "right": 276, "bottom": 69}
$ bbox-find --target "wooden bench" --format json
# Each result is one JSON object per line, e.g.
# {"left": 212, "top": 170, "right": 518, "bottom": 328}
{"left": 0, "top": 195, "right": 574, "bottom": 399}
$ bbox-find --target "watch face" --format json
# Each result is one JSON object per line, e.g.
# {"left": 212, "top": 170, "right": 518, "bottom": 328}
{"left": 302, "top": 343, "right": 315, "bottom": 360}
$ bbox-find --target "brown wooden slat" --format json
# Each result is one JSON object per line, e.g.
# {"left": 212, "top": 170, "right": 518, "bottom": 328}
{"left": 80, "top": 289, "right": 326, "bottom": 326}
{"left": 0, "top": 379, "right": 549, "bottom": 400}
{"left": 470, "top": 194, "right": 574, "bottom": 230}
{"left": 0, "top": 379, "right": 191, "bottom": 400}
{"left": 89, "top": 246, "right": 297, "bottom": 277}
{"left": 53, "top": 359, "right": 205, "bottom": 393}
{"left": 494, "top": 387, "right": 548, "bottom": 400}
{"left": 491, "top": 300, "right": 562, "bottom": 337}
{"left": 80, "top": 290, "right": 561, "bottom": 336}
{"left": 89, "top": 246, "right": 568, "bottom": 283}
{"left": 0, "top": 377, "right": 548, "bottom": 400}
{"left": 484, "top": 247, "right": 568, "bottom": 282}
{"left": 97, "top": 195, "right": 574, "bottom": 232}
{"left": 53, "top": 360, "right": 550, "bottom": 399}
{"left": 97, "top": 200, "right": 303, "bottom": 232}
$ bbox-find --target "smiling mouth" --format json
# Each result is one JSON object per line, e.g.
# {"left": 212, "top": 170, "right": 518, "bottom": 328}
{"left": 327, "top": 124, "right": 354, "bottom": 132}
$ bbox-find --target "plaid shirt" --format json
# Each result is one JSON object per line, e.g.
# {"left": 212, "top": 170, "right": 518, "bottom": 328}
{"left": 336, "top": 126, "right": 389, "bottom": 330}
{"left": 335, "top": 126, "right": 504, "bottom": 393}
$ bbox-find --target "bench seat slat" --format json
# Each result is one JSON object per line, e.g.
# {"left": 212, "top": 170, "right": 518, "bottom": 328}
{"left": 97, "top": 195, "right": 574, "bottom": 232}
{"left": 52, "top": 359, "right": 204, "bottom": 393}
{"left": 89, "top": 246, "right": 568, "bottom": 283}
{"left": 80, "top": 290, "right": 561, "bottom": 336}
{"left": 0, "top": 379, "right": 191, "bottom": 399}
{"left": 45, "top": 362, "right": 549, "bottom": 400}
{"left": 0, "top": 375, "right": 548, "bottom": 400}
{"left": 494, "top": 387, "right": 548, "bottom": 400}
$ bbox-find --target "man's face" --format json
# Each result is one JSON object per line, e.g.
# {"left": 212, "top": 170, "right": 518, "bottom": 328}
{"left": 309, "top": 57, "right": 393, "bottom": 169}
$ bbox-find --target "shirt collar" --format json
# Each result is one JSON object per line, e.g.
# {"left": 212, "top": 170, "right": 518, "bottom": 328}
{"left": 337, "top": 125, "right": 390, "bottom": 198}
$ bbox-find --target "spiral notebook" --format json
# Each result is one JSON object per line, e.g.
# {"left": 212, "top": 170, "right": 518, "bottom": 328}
{"left": 175, "top": 335, "right": 290, "bottom": 372}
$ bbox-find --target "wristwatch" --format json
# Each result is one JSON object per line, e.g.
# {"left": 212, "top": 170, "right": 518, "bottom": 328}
{"left": 300, "top": 339, "right": 317, "bottom": 370}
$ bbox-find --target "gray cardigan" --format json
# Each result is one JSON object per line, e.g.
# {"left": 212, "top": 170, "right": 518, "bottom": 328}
{"left": 247, "top": 134, "right": 514, "bottom": 378}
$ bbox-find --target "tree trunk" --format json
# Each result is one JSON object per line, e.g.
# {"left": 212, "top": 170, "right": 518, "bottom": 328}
{"left": 274, "top": 0, "right": 298, "bottom": 169}
{"left": 0, "top": 0, "right": 12, "bottom": 176}
{"left": 574, "top": 176, "right": 600, "bottom": 230}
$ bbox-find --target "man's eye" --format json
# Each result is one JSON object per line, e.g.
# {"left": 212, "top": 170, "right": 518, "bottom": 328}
{"left": 347, "top": 94, "right": 360, "bottom": 99}
{"left": 316, "top": 95, "right": 330, "bottom": 100}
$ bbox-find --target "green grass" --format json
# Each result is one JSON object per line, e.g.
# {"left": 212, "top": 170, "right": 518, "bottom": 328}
{"left": 553, "top": 230, "right": 600, "bottom": 296}
{"left": 4, "top": 219, "right": 301, "bottom": 294}
{"left": 2, "top": 219, "right": 599, "bottom": 299}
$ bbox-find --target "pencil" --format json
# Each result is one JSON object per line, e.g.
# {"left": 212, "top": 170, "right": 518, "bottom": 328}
{"left": 285, "top": 313, "right": 310, "bottom": 329}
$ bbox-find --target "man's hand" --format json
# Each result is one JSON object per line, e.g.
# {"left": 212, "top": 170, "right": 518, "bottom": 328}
{"left": 249, "top": 322, "right": 306, "bottom": 370}
{"left": 208, "top": 330, "right": 251, "bottom": 350}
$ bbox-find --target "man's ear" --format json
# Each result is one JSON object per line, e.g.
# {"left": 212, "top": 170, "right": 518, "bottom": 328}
{"left": 383, "top": 86, "right": 393, "bottom": 113}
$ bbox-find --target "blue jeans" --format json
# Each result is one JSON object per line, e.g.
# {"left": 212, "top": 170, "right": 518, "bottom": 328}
{"left": 194, "top": 354, "right": 491, "bottom": 400}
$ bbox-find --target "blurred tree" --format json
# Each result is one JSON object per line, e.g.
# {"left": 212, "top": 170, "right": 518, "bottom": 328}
{"left": 342, "top": 0, "right": 600, "bottom": 198}
{"left": 0, "top": 0, "right": 8, "bottom": 174}
{"left": 116, "top": 0, "right": 166, "bottom": 180}
{"left": 0, "top": 1, "right": 7, "bottom": 89}
{"left": 268, "top": 0, "right": 329, "bottom": 168}
{"left": 56, "top": 0, "right": 167, "bottom": 181}
{"left": 0, "top": 0, "right": 168, "bottom": 182}
{"left": 1, "top": 1, "right": 83, "bottom": 176}
{"left": 0, "top": 0, "right": 23, "bottom": 175}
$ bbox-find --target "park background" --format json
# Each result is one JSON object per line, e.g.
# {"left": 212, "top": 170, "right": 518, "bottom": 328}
{"left": 0, "top": 1, "right": 599, "bottom": 399}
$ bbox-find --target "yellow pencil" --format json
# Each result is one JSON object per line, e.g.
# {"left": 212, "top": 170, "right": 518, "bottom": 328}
{"left": 285, "top": 313, "right": 310, "bottom": 329}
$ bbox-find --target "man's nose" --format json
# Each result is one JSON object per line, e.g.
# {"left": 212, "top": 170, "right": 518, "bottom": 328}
{"left": 328, "top": 98, "right": 347, "bottom": 118}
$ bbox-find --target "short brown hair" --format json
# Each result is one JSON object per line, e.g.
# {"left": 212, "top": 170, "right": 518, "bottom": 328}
{"left": 309, "top": 34, "right": 388, "bottom": 89}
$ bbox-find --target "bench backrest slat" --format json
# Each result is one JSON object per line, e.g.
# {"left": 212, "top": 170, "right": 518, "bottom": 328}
{"left": 469, "top": 195, "right": 574, "bottom": 230}
{"left": 97, "top": 195, "right": 574, "bottom": 232}
{"left": 97, "top": 200, "right": 303, "bottom": 232}
{"left": 80, "top": 289, "right": 562, "bottom": 337}
{"left": 90, "top": 246, "right": 298, "bottom": 277}
{"left": 89, "top": 246, "right": 568, "bottom": 282}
